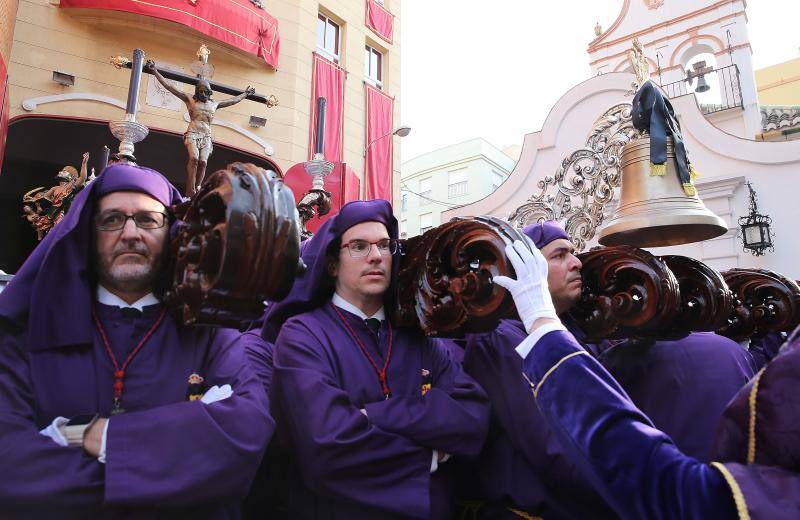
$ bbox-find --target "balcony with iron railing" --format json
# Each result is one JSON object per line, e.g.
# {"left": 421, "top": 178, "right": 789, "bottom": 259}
{"left": 661, "top": 64, "right": 743, "bottom": 115}
{"left": 448, "top": 181, "right": 468, "bottom": 198}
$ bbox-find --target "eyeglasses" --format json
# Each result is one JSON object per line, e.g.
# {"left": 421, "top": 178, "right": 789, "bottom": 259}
{"left": 95, "top": 210, "right": 168, "bottom": 231}
{"left": 340, "top": 238, "right": 399, "bottom": 258}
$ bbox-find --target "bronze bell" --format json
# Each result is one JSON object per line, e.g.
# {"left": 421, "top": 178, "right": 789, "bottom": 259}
{"left": 694, "top": 74, "right": 710, "bottom": 93}
{"left": 599, "top": 137, "right": 727, "bottom": 248}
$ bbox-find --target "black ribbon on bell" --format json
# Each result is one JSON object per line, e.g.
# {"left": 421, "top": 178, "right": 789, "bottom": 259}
{"left": 631, "top": 81, "right": 699, "bottom": 196}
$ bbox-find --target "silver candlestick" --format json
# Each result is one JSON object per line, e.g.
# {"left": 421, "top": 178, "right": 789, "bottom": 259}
{"left": 109, "top": 114, "right": 149, "bottom": 163}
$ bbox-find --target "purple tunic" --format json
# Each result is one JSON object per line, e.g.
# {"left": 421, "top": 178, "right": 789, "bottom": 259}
{"left": 241, "top": 330, "right": 275, "bottom": 395}
{"left": 0, "top": 303, "right": 274, "bottom": 518}
{"left": 748, "top": 332, "right": 787, "bottom": 371}
{"left": 715, "top": 326, "right": 800, "bottom": 468}
{"left": 524, "top": 329, "right": 800, "bottom": 519}
{"left": 600, "top": 332, "right": 755, "bottom": 461}
{"left": 0, "top": 163, "right": 274, "bottom": 517}
{"left": 461, "top": 319, "right": 615, "bottom": 519}
{"left": 271, "top": 303, "right": 490, "bottom": 519}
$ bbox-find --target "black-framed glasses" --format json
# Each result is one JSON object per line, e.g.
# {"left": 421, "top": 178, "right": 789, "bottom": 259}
{"left": 340, "top": 238, "right": 399, "bottom": 258}
{"left": 95, "top": 210, "right": 168, "bottom": 231}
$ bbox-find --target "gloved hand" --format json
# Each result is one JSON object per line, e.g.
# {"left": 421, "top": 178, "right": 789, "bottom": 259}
{"left": 200, "top": 384, "right": 233, "bottom": 404}
{"left": 493, "top": 240, "right": 558, "bottom": 333}
{"left": 39, "top": 416, "right": 69, "bottom": 447}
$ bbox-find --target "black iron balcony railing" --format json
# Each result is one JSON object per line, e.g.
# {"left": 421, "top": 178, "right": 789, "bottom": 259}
{"left": 661, "top": 64, "right": 743, "bottom": 115}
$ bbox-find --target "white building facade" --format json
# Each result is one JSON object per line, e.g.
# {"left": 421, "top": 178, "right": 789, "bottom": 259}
{"left": 400, "top": 138, "right": 515, "bottom": 237}
{"left": 442, "top": 0, "right": 800, "bottom": 280}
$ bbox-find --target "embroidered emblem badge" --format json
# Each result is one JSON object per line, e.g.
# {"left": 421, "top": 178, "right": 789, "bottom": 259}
{"left": 186, "top": 373, "right": 206, "bottom": 401}
{"left": 421, "top": 368, "right": 432, "bottom": 396}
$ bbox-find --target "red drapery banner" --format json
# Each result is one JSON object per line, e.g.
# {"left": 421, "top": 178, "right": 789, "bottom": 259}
{"left": 364, "top": 83, "right": 393, "bottom": 201}
{"left": 365, "top": 0, "right": 393, "bottom": 44}
{"left": 0, "top": 54, "right": 8, "bottom": 173}
{"left": 308, "top": 54, "right": 345, "bottom": 162}
{"left": 59, "top": 0, "right": 280, "bottom": 68}
{"left": 283, "top": 162, "right": 360, "bottom": 233}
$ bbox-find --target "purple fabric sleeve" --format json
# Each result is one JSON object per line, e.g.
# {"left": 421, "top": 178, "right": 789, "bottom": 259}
{"left": 723, "top": 463, "right": 800, "bottom": 519}
{"left": 523, "top": 330, "right": 739, "bottom": 520}
{"left": 104, "top": 332, "right": 274, "bottom": 506}
{"left": 0, "top": 328, "right": 104, "bottom": 506}
{"left": 363, "top": 340, "right": 489, "bottom": 456}
{"left": 272, "top": 318, "right": 434, "bottom": 518}
{"left": 240, "top": 330, "right": 275, "bottom": 395}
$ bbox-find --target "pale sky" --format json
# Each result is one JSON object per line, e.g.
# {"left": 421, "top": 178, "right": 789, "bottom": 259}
{"left": 400, "top": 0, "right": 800, "bottom": 162}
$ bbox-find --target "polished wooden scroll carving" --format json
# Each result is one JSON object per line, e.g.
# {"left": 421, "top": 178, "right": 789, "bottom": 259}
{"left": 660, "top": 255, "right": 734, "bottom": 333}
{"left": 718, "top": 268, "right": 800, "bottom": 341}
{"left": 395, "top": 216, "right": 526, "bottom": 336}
{"left": 168, "top": 162, "right": 303, "bottom": 326}
{"left": 394, "top": 217, "right": 800, "bottom": 342}
{"left": 568, "top": 246, "right": 681, "bottom": 341}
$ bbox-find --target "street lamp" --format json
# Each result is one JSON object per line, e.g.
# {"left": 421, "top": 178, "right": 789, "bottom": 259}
{"left": 738, "top": 181, "right": 774, "bottom": 256}
{"left": 363, "top": 126, "right": 411, "bottom": 157}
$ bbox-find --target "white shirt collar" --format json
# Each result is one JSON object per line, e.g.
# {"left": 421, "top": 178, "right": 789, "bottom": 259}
{"left": 332, "top": 292, "right": 385, "bottom": 321}
{"left": 96, "top": 285, "right": 160, "bottom": 311}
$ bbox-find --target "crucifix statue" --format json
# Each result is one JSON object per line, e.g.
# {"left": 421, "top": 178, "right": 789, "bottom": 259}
{"left": 145, "top": 58, "right": 254, "bottom": 196}
{"left": 111, "top": 46, "right": 278, "bottom": 196}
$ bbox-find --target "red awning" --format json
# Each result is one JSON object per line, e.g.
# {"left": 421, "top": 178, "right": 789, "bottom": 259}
{"left": 365, "top": 0, "right": 393, "bottom": 44}
{"left": 60, "top": 0, "right": 280, "bottom": 69}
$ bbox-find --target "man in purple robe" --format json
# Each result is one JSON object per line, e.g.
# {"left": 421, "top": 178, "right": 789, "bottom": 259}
{"left": 599, "top": 331, "right": 754, "bottom": 461}
{"left": 265, "top": 199, "right": 490, "bottom": 519}
{"left": 494, "top": 240, "right": 800, "bottom": 519}
{"left": 459, "top": 220, "right": 616, "bottom": 519}
{"left": 0, "top": 163, "right": 274, "bottom": 518}
{"left": 512, "top": 226, "right": 754, "bottom": 463}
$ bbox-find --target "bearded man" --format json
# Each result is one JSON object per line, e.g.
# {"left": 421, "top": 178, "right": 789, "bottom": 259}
{"left": 0, "top": 163, "right": 274, "bottom": 518}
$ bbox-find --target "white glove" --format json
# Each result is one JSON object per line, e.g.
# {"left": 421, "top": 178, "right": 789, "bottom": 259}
{"left": 39, "top": 416, "right": 69, "bottom": 447}
{"left": 493, "top": 240, "right": 558, "bottom": 333}
{"left": 200, "top": 384, "right": 233, "bottom": 404}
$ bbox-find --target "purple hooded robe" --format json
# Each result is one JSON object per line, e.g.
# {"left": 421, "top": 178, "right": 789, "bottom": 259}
{"left": 600, "top": 332, "right": 755, "bottom": 461}
{"left": 715, "top": 330, "right": 797, "bottom": 467}
{"left": 0, "top": 164, "right": 274, "bottom": 519}
{"left": 459, "top": 221, "right": 616, "bottom": 519}
{"left": 747, "top": 331, "right": 787, "bottom": 371}
{"left": 522, "top": 327, "right": 800, "bottom": 520}
{"left": 267, "top": 200, "right": 490, "bottom": 519}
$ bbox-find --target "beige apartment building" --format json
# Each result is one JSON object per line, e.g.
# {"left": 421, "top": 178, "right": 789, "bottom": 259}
{"left": 400, "top": 138, "right": 515, "bottom": 238}
{"left": 0, "top": 0, "right": 401, "bottom": 272}
{"left": 755, "top": 55, "right": 800, "bottom": 141}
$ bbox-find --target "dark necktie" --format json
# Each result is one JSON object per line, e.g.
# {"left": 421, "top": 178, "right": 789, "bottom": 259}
{"left": 120, "top": 307, "right": 143, "bottom": 319}
{"left": 364, "top": 318, "right": 381, "bottom": 337}
{"left": 365, "top": 318, "right": 383, "bottom": 356}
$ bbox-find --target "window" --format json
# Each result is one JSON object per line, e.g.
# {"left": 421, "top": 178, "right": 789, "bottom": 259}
{"left": 400, "top": 219, "right": 407, "bottom": 239}
{"left": 419, "top": 177, "right": 432, "bottom": 207}
{"left": 364, "top": 45, "right": 383, "bottom": 88}
{"left": 401, "top": 192, "right": 408, "bottom": 212}
{"left": 419, "top": 213, "right": 432, "bottom": 234}
{"left": 492, "top": 170, "right": 505, "bottom": 191}
{"left": 448, "top": 168, "right": 468, "bottom": 198}
{"left": 317, "top": 14, "right": 340, "bottom": 62}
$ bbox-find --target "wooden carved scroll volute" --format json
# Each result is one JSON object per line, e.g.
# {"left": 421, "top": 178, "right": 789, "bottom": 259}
{"left": 719, "top": 268, "right": 800, "bottom": 341}
{"left": 660, "top": 255, "right": 733, "bottom": 333}
{"left": 169, "top": 163, "right": 304, "bottom": 327}
{"left": 568, "top": 246, "right": 681, "bottom": 341}
{"left": 395, "top": 216, "right": 528, "bottom": 337}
